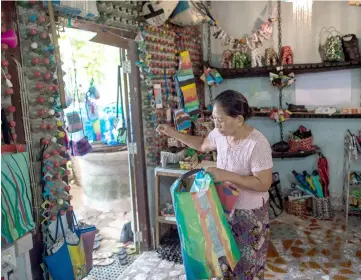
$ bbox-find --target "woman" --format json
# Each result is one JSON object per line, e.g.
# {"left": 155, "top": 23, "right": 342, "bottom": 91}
{"left": 156, "top": 90, "right": 273, "bottom": 280}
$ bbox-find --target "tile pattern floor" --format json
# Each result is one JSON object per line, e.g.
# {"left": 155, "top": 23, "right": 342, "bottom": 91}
{"left": 117, "top": 213, "right": 361, "bottom": 280}
{"left": 88, "top": 254, "right": 138, "bottom": 280}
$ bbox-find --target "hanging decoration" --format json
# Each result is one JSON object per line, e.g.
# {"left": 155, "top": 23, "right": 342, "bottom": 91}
{"left": 200, "top": 68, "right": 223, "bottom": 87}
{"left": 208, "top": 8, "right": 278, "bottom": 51}
{"left": 269, "top": 108, "right": 292, "bottom": 123}
{"left": 142, "top": 0, "right": 179, "bottom": 27}
{"left": 269, "top": 72, "right": 296, "bottom": 88}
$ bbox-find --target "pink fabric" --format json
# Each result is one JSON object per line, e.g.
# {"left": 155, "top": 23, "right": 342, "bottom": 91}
{"left": 208, "top": 128, "right": 273, "bottom": 210}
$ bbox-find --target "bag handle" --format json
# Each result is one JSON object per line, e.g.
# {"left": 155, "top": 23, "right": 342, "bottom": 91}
{"left": 175, "top": 169, "right": 203, "bottom": 192}
{"left": 342, "top": 34, "right": 357, "bottom": 41}
{"left": 319, "top": 27, "right": 331, "bottom": 46}
{"left": 54, "top": 212, "right": 67, "bottom": 243}
{"left": 327, "top": 27, "right": 342, "bottom": 37}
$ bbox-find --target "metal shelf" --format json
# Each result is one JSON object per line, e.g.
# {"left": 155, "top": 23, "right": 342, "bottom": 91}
{"left": 253, "top": 111, "right": 361, "bottom": 119}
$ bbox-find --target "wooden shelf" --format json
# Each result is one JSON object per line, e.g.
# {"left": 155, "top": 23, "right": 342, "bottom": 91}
{"left": 272, "top": 146, "right": 321, "bottom": 159}
{"left": 253, "top": 111, "right": 361, "bottom": 119}
{"left": 157, "top": 216, "right": 176, "bottom": 225}
{"left": 215, "top": 61, "right": 361, "bottom": 79}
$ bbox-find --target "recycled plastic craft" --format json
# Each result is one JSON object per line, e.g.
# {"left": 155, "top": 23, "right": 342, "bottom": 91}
{"left": 269, "top": 71, "right": 295, "bottom": 89}
{"left": 200, "top": 68, "right": 223, "bottom": 87}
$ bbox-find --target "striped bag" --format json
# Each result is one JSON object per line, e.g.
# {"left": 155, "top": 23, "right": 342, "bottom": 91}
{"left": 1, "top": 146, "right": 35, "bottom": 245}
{"left": 171, "top": 169, "right": 241, "bottom": 279}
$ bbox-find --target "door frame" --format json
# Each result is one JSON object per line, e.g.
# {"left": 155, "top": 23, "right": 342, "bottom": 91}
{"left": 66, "top": 20, "right": 151, "bottom": 251}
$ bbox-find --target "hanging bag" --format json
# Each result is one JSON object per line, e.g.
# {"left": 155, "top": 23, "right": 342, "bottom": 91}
{"left": 44, "top": 214, "right": 86, "bottom": 280}
{"left": 342, "top": 34, "right": 361, "bottom": 62}
{"left": 171, "top": 169, "right": 241, "bottom": 280}
{"left": 69, "top": 69, "right": 93, "bottom": 157}
{"left": 71, "top": 211, "right": 96, "bottom": 273}
{"left": 319, "top": 27, "right": 345, "bottom": 62}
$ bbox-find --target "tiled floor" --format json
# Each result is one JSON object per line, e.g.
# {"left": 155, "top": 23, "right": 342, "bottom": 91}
{"left": 117, "top": 213, "right": 361, "bottom": 280}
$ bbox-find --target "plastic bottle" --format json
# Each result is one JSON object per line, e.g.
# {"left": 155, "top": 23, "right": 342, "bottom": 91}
{"left": 46, "top": 155, "right": 68, "bottom": 168}
{"left": 25, "top": 67, "right": 43, "bottom": 80}
{"left": 30, "top": 119, "right": 48, "bottom": 133}
{"left": 29, "top": 106, "right": 47, "bottom": 119}
{"left": 23, "top": 52, "right": 43, "bottom": 67}
{"left": 29, "top": 96, "right": 54, "bottom": 107}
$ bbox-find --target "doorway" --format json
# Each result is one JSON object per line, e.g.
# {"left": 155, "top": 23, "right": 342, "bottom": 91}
{"left": 57, "top": 24, "right": 149, "bottom": 278}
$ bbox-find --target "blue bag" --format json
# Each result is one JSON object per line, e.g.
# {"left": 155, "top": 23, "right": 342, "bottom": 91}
{"left": 44, "top": 215, "right": 75, "bottom": 280}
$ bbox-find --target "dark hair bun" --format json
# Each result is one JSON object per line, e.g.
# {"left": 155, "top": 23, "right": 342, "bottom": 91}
{"left": 214, "top": 90, "right": 253, "bottom": 120}
{"left": 247, "top": 107, "right": 254, "bottom": 119}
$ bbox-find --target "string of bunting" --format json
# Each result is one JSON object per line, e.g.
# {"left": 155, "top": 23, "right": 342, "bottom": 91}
{"left": 208, "top": 7, "right": 278, "bottom": 52}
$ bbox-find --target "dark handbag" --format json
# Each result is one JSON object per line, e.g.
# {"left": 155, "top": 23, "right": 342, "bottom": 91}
{"left": 342, "top": 34, "right": 361, "bottom": 62}
{"left": 272, "top": 141, "right": 289, "bottom": 152}
{"left": 268, "top": 172, "right": 283, "bottom": 219}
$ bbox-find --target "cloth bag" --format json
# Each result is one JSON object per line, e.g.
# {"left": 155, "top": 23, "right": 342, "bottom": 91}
{"left": 70, "top": 137, "right": 93, "bottom": 156}
{"left": 171, "top": 169, "right": 241, "bottom": 280}
{"left": 319, "top": 27, "right": 345, "bottom": 62}
{"left": 45, "top": 214, "right": 87, "bottom": 280}
{"left": 71, "top": 212, "right": 96, "bottom": 273}
{"left": 1, "top": 145, "right": 35, "bottom": 245}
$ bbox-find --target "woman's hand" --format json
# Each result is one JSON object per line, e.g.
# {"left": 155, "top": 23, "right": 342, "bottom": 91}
{"left": 204, "top": 167, "right": 227, "bottom": 182}
{"left": 156, "top": 124, "right": 176, "bottom": 137}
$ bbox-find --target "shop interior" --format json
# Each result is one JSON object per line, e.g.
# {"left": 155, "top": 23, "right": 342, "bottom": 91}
{"left": 1, "top": 1, "right": 361, "bottom": 280}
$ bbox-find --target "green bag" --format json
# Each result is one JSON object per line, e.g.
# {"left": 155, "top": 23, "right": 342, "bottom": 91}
{"left": 171, "top": 169, "right": 241, "bottom": 279}
{"left": 1, "top": 149, "right": 35, "bottom": 245}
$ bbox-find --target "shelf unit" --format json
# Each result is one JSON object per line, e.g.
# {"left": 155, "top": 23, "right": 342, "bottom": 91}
{"left": 272, "top": 146, "right": 320, "bottom": 159}
{"left": 214, "top": 61, "right": 361, "bottom": 79}
{"left": 343, "top": 131, "right": 361, "bottom": 227}
{"left": 253, "top": 112, "right": 361, "bottom": 119}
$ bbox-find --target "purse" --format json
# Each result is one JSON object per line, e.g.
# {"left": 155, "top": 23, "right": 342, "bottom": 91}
{"left": 319, "top": 27, "right": 345, "bottom": 62}
{"left": 342, "top": 34, "right": 361, "bottom": 62}
{"left": 45, "top": 214, "right": 87, "bottom": 280}
{"left": 71, "top": 211, "right": 96, "bottom": 273}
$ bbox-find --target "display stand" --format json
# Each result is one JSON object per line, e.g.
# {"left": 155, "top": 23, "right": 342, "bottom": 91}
{"left": 343, "top": 131, "right": 361, "bottom": 227}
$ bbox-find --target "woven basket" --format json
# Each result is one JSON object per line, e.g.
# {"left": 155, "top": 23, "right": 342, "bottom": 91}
{"left": 289, "top": 136, "right": 313, "bottom": 152}
{"left": 285, "top": 199, "right": 309, "bottom": 216}
{"left": 312, "top": 197, "right": 333, "bottom": 220}
{"left": 342, "top": 34, "right": 361, "bottom": 62}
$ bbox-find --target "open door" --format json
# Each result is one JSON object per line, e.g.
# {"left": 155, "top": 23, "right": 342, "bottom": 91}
{"left": 118, "top": 40, "right": 151, "bottom": 252}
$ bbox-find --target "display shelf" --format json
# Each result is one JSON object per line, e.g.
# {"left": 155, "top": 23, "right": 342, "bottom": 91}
{"left": 214, "top": 61, "right": 361, "bottom": 79}
{"left": 253, "top": 111, "right": 361, "bottom": 119}
{"left": 272, "top": 146, "right": 321, "bottom": 159}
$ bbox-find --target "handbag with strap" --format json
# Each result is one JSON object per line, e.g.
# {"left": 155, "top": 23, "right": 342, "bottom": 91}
{"left": 171, "top": 169, "right": 241, "bottom": 279}
{"left": 319, "top": 27, "right": 345, "bottom": 62}
{"left": 342, "top": 34, "right": 361, "bottom": 62}
{"left": 71, "top": 211, "right": 96, "bottom": 273}
{"left": 45, "top": 213, "right": 87, "bottom": 280}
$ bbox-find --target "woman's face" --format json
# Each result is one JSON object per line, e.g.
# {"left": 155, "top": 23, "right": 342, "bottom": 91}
{"left": 211, "top": 103, "right": 242, "bottom": 136}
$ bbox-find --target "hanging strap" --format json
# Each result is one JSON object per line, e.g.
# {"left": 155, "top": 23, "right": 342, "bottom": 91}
{"left": 164, "top": 66, "right": 169, "bottom": 101}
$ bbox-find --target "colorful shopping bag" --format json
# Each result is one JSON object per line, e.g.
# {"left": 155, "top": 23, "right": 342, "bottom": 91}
{"left": 45, "top": 214, "right": 87, "bottom": 280}
{"left": 214, "top": 181, "right": 240, "bottom": 215}
{"left": 71, "top": 211, "right": 96, "bottom": 273}
{"left": 1, "top": 145, "right": 35, "bottom": 245}
{"left": 171, "top": 169, "right": 241, "bottom": 280}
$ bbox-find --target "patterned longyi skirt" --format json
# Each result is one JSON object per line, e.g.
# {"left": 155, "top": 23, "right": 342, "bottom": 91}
{"left": 219, "top": 202, "right": 270, "bottom": 280}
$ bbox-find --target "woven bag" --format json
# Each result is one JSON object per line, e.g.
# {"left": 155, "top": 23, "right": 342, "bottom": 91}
{"left": 342, "top": 34, "right": 361, "bottom": 62}
{"left": 319, "top": 27, "right": 345, "bottom": 62}
{"left": 285, "top": 199, "right": 308, "bottom": 216}
{"left": 312, "top": 197, "right": 333, "bottom": 220}
{"left": 289, "top": 136, "right": 313, "bottom": 152}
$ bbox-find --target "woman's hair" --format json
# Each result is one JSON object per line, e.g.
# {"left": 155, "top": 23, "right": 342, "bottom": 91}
{"left": 214, "top": 90, "right": 253, "bottom": 120}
